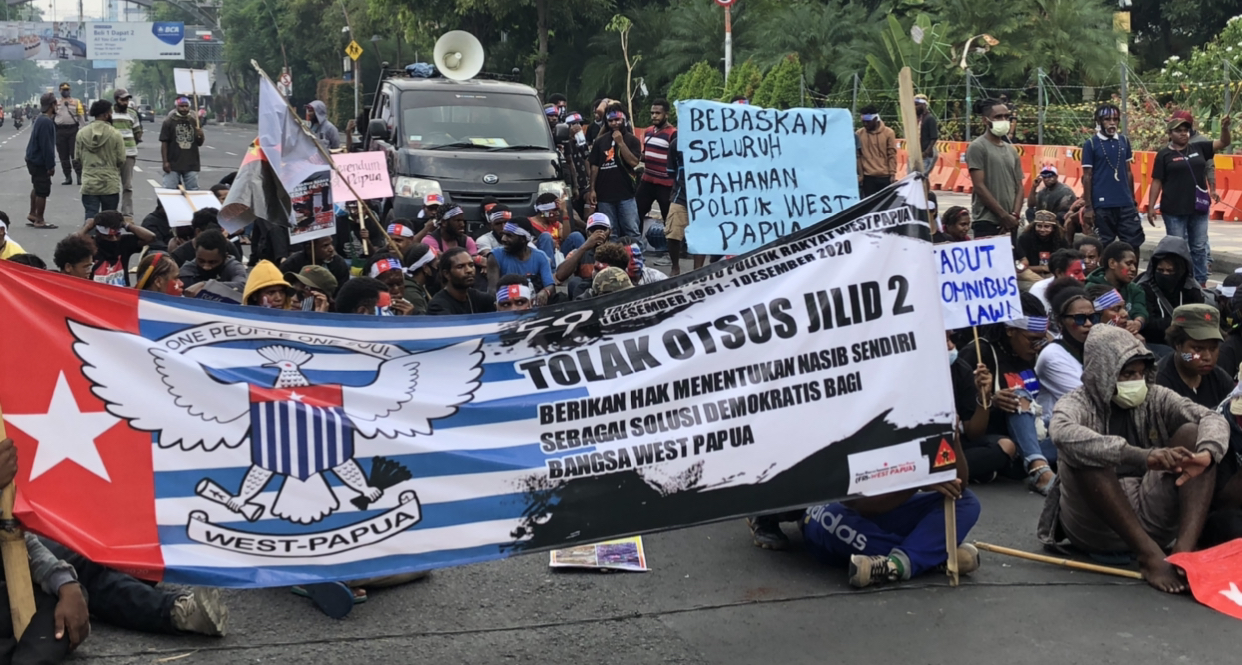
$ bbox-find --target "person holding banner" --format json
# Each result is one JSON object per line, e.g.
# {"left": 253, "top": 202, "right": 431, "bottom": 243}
{"left": 430, "top": 247, "right": 496, "bottom": 315}
{"left": 960, "top": 293, "right": 1059, "bottom": 495}
{"left": 1041, "top": 325, "right": 1227, "bottom": 593}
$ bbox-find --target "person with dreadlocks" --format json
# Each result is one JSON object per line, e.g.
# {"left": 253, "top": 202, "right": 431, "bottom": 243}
{"left": 958, "top": 292, "right": 1058, "bottom": 494}
{"left": 1081, "top": 103, "right": 1142, "bottom": 250}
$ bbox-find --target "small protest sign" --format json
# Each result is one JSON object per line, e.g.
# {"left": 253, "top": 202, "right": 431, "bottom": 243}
{"left": 288, "top": 171, "right": 335, "bottom": 243}
{"left": 154, "top": 188, "right": 220, "bottom": 228}
{"left": 935, "top": 237, "right": 1022, "bottom": 329}
{"left": 330, "top": 152, "right": 393, "bottom": 202}
{"left": 173, "top": 68, "right": 211, "bottom": 96}
{"left": 677, "top": 99, "right": 859, "bottom": 256}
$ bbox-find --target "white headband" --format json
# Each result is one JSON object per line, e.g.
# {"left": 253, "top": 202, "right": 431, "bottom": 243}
{"left": 407, "top": 248, "right": 437, "bottom": 273}
{"left": 0, "top": 219, "right": 7, "bottom": 231}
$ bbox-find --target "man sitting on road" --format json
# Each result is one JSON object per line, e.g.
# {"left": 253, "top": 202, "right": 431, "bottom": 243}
{"left": 1041, "top": 325, "right": 1228, "bottom": 593}
{"left": 1154, "top": 304, "right": 1235, "bottom": 410}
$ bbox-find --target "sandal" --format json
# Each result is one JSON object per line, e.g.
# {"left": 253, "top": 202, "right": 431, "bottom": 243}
{"left": 291, "top": 583, "right": 366, "bottom": 619}
{"left": 1025, "top": 465, "right": 1056, "bottom": 496}
{"left": 25, "top": 221, "right": 57, "bottom": 229}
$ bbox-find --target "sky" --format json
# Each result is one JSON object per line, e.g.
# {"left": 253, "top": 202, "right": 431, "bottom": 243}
{"left": 41, "top": 0, "right": 131, "bottom": 22}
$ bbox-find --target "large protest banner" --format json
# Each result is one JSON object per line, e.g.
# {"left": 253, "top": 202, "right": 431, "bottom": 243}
{"left": 677, "top": 99, "right": 859, "bottom": 256}
{"left": 0, "top": 22, "right": 184, "bottom": 61}
{"left": 936, "top": 237, "right": 1023, "bottom": 329}
{"left": 0, "top": 177, "right": 955, "bottom": 588}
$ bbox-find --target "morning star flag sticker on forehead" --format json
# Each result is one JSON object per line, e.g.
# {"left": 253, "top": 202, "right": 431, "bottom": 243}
{"left": 0, "top": 176, "right": 955, "bottom": 588}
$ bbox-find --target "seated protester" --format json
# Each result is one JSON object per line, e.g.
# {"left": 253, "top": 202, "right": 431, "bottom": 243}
{"left": 1040, "top": 324, "right": 1227, "bottom": 593}
{"left": 0, "top": 437, "right": 90, "bottom": 660}
{"left": 475, "top": 205, "right": 511, "bottom": 256}
{"left": 1203, "top": 388, "right": 1242, "bottom": 547}
{"left": 593, "top": 241, "right": 664, "bottom": 287}
{"left": 556, "top": 212, "right": 612, "bottom": 298}
{"left": 496, "top": 275, "right": 534, "bottom": 312}
{"left": 422, "top": 205, "right": 478, "bottom": 256}
{"left": 170, "top": 208, "right": 242, "bottom": 266}
{"left": 401, "top": 243, "right": 437, "bottom": 315}
{"left": 178, "top": 229, "right": 248, "bottom": 292}
{"left": 591, "top": 266, "right": 634, "bottom": 295}
{"left": 363, "top": 253, "right": 416, "bottom": 315}
{"left": 932, "top": 206, "right": 971, "bottom": 244}
{"left": 83, "top": 210, "right": 155, "bottom": 286}
{"left": 1026, "top": 164, "right": 1076, "bottom": 223}
{"left": 53, "top": 232, "right": 97, "bottom": 279}
{"left": 413, "top": 192, "right": 443, "bottom": 231}
{"left": 1154, "top": 304, "right": 1235, "bottom": 409}
{"left": 1135, "top": 236, "right": 1204, "bottom": 347}
{"left": 1073, "top": 235, "right": 1103, "bottom": 274}
{"left": 802, "top": 432, "right": 981, "bottom": 589}
{"left": 1217, "top": 275, "right": 1242, "bottom": 380}
{"left": 479, "top": 195, "right": 500, "bottom": 219}
{"left": 1030, "top": 249, "right": 1086, "bottom": 316}
{"left": 7, "top": 253, "right": 47, "bottom": 269}
{"left": 134, "top": 251, "right": 183, "bottom": 295}
{"left": 0, "top": 212, "right": 25, "bottom": 259}
{"left": 279, "top": 235, "right": 350, "bottom": 294}
{"left": 1037, "top": 285, "right": 1095, "bottom": 422}
{"left": 285, "top": 265, "right": 338, "bottom": 313}
{"left": 959, "top": 292, "right": 1058, "bottom": 494}
{"left": 529, "top": 192, "right": 570, "bottom": 250}
{"left": 1017, "top": 211, "right": 1071, "bottom": 279}
{"left": 209, "top": 183, "right": 229, "bottom": 205}
{"left": 487, "top": 219, "right": 555, "bottom": 305}
{"left": 429, "top": 246, "right": 496, "bottom": 315}
{"left": 242, "top": 260, "right": 294, "bottom": 309}
{"left": 949, "top": 331, "right": 1019, "bottom": 485}
{"left": 335, "top": 276, "right": 390, "bottom": 314}
{"left": 141, "top": 201, "right": 172, "bottom": 250}
{"left": 1085, "top": 241, "right": 1147, "bottom": 336}
{"left": 387, "top": 219, "right": 430, "bottom": 256}
{"left": 331, "top": 199, "right": 386, "bottom": 259}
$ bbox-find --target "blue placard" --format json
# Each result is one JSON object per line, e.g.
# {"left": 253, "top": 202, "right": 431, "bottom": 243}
{"left": 678, "top": 100, "right": 859, "bottom": 256}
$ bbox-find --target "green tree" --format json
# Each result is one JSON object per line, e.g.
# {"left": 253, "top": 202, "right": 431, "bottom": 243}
{"left": 723, "top": 58, "right": 763, "bottom": 102}
{"left": 752, "top": 54, "right": 802, "bottom": 109}
{"left": 750, "top": 0, "right": 873, "bottom": 94}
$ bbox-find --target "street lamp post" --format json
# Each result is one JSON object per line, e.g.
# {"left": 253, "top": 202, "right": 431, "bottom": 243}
{"left": 958, "top": 33, "right": 997, "bottom": 143}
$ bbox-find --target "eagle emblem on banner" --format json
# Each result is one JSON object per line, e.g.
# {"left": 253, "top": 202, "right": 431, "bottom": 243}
{"left": 68, "top": 321, "right": 483, "bottom": 531}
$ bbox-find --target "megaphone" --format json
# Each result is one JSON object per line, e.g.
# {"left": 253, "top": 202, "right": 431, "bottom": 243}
{"left": 434, "top": 31, "right": 484, "bottom": 81}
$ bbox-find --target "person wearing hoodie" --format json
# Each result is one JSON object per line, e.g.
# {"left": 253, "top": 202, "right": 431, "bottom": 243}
{"left": 305, "top": 100, "right": 341, "bottom": 151}
{"left": 1085, "top": 240, "right": 1147, "bottom": 334}
{"left": 1041, "top": 325, "right": 1227, "bottom": 593}
{"left": 1135, "top": 236, "right": 1204, "bottom": 347}
{"left": 242, "top": 259, "right": 294, "bottom": 309}
{"left": 855, "top": 105, "right": 896, "bottom": 197}
{"left": 179, "top": 229, "right": 248, "bottom": 294}
{"left": 74, "top": 100, "right": 126, "bottom": 222}
{"left": 160, "top": 97, "right": 205, "bottom": 190}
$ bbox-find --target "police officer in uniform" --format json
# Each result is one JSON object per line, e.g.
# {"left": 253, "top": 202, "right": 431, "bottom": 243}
{"left": 53, "top": 82, "right": 85, "bottom": 185}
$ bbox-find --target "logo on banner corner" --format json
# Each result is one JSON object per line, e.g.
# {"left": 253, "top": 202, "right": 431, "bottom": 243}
{"left": 68, "top": 319, "right": 484, "bottom": 558}
{"left": 152, "top": 22, "right": 184, "bottom": 46}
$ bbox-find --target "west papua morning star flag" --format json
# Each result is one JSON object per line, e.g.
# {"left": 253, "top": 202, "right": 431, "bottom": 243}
{"left": 0, "top": 176, "right": 958, "bottom": 588}
{"left": 1168, "top": 539, "right": 1242, "bottom": 621}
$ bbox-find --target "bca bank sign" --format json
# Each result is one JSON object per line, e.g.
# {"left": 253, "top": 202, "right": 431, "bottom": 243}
{"left": 153, "top": 22, "right": 185, "bottom": 46}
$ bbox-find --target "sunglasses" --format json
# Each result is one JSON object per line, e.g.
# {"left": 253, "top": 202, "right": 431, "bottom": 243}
{"left": 1064, "top": 313, "right": 1102, "bottom": 327}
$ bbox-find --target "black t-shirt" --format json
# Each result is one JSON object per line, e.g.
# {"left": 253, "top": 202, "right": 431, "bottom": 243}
{"left": 279, "top": 252, "right": 351, "bottom": 295}
{"left": 1155, "top": 356, "right": 1235, "bottom": 410}
{"left": 159, "top": 113, "right": 202, "bottom": 172}
{"left": 589, "top": 132, "right": 642, "bottom": 202}
{"left": 1153, "top": 143, "right": 1215, "bottom": 216}
{"left": 92, "top": 233, "right": 145, "bottom": 286}
{"left": 1217, "top": 332, "right": 1242, "bottom": 382}
{"left": 170, "top": 234, "right": 244, "bottom": 267}
{"left": 427, "top": 288, "right": 497, "bottom": 316}
{"left": 1016, "top": 230, "right": 1066, "bottom": 268}
{"left": 960, "top": 339, "right": 1039, "bottom": 437}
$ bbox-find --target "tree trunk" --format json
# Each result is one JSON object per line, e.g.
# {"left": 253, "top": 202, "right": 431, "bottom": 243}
{"left": 535, "top": 0, "right": 548, "bottom": 96}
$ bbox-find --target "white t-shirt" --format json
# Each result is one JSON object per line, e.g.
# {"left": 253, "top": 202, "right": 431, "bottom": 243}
{"left": 1035, "top": 341, "right": 1083, "bottom": 423}
{"left": 1029, "top": 277, "right": 1053, "bottom": 315}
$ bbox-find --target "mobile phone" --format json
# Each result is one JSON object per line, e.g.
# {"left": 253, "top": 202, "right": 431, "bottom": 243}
{"left": 302, "top": 297, "right": 316, "bottom": 311}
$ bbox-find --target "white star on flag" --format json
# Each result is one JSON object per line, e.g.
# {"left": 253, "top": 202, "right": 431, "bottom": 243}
{"left": 3, "top": 372, "right": 119, "bottom": 482}
{"left": 288, "top": 390, "right": 305, "bottom": 402}
{"left": 1221, "top": 582, "right": 1242, "bottom": 607}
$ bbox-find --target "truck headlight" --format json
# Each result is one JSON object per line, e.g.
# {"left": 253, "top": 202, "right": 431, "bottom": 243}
{"left": 394, "top": 177, "right": 442, "bottom": 200}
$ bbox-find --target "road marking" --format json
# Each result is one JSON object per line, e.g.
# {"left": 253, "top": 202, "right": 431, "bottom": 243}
{"left": 205, "top": 145, "right": 216, "bottom": 150}
{"left": 147, "top": 178, "right": 162, "bottom": 188}
{"left": 134, "top": 166, "right": 143, "bottom": 172}
{"left": 226, "top": 151, "right": 237, "bottom": 156}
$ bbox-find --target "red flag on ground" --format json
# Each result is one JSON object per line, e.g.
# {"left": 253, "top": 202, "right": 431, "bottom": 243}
{"left": 1168, "top": 540, "right": 1242, "bottom": 621}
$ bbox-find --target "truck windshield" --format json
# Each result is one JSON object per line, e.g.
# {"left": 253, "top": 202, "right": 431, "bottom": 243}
{"left": 399, "top": 90, "right": 553, "bottom": 151}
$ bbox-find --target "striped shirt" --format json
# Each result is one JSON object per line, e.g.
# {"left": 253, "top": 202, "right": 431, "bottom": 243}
{"left": 111, "top": 107, "right": 143, "bottom": 157}
{"left": 641, "top": 125, "right": 677, "bottom": 187}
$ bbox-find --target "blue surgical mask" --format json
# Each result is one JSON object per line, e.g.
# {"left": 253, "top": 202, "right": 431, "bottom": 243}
{"left": 948, "top": 349, "right": 959, "bottom": 366}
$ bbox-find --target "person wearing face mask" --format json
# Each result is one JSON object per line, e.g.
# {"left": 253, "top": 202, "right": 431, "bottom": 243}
{"left": 1134, "top": 236, "right": 1205, "bottom": 348}
{"left": 1040, "top": 324, "right": 1227, "bottom": 594}
{"left": 1148, "top": 115, "right": 1231, "bottom": 286}
{"left": 855, "top": 105, "right": 897, "bottom": 197}
{"left": 74, "top": 100, "right": 126, "bottom": 222}
{"left": 1214, "top": 274, "right": 1242, "bottom": 380}
{"left": 53, "top": 82, "right": 85, "bottom": 186}
{"left": 965, "top": 99, "right": 1024, "bottom": 238}
{"left": 1081, "top": 104, "right": 1142, "bottom": 250}
{"left": 1154, "top": 305, "right": 1234, "bottom": 410}
{"left": 160, "top": 97, "right": 206, "bottom": 191}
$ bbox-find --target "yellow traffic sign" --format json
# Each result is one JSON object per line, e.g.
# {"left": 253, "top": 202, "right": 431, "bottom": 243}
{"left": 345, "top": 40, "right": 363, "bottom": 61}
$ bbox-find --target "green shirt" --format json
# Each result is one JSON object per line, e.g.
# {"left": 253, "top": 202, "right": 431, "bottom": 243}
{"left": 110, "top": 106, "right": 143, "bottom": 157}
{"left": 965, "top": 136, "right": 1023, "bottom": 229}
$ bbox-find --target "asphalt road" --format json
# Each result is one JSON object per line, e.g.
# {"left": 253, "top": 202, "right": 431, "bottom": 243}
{"left": 0, "top": 125, "right": 1237, "bottom": 663}
{"left": 0, "top": 119, "right": 255, "bottom": 263}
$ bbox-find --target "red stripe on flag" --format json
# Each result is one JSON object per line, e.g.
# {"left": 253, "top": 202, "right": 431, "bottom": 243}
{"left": 0, "top": 262, "right": 164, "bottom": 580}
{"left": 248, "top": 384, "right": 343, "bottom": 408}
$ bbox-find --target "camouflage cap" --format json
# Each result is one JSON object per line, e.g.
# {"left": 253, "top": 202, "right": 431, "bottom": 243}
{"left": 593, "top": 266, "right": 633, "bottom": 294}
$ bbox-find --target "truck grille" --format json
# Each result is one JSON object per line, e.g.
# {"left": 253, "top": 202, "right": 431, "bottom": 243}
{"left": 447, "top": 191, "right": 531, "bottom": 205}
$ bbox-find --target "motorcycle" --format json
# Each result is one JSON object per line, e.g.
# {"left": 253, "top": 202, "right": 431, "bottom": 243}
{"left": 13, "top": 117, "right": 22, "bottom": 130}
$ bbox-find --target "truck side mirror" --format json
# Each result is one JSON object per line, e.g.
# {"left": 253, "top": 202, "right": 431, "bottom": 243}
{"left": 367, "top": 118, "right": 389, "bottom": 141}
{"left": 554, "top": 122, "right": 572, "bottom": 144}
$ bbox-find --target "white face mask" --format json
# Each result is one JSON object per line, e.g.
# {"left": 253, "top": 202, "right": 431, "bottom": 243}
{"left": 948, "top": 349, "right": 958, "bottom": 366}
{"left": 989, "top": 120, "right": 1011, "bottom": 137}
{"left": 1112, "top": 379, "right": 1148, "bottom": 409}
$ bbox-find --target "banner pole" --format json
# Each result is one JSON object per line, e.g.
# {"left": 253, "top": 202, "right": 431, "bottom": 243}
{"left": 944, "top": 495, "right": 959, "bottom": 586}
{"left": 249, "top": 60, "right": 401, "bottom": 257}
{"left": 975, "top": 542, "right": 1144, "bottom": 579}
{"left": 0, "top": 404, "right": 37, "bottom": 638}
{"left": 972, "top": 326, "right": 989, "bottom": 409}
{"left": 191, "top": 74, "right": 201, "bottom": 130}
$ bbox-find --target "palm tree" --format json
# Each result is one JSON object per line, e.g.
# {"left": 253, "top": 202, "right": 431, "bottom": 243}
{"left": 750, "top": 0, "right": 875, "bottom": 93}
{"left": 996, "top": 0, "right": 1118, "bottom": 86}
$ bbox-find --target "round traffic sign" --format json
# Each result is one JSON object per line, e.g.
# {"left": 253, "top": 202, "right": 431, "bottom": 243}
{"left": 714, "top": 0, "right": 736, "bottom": 6}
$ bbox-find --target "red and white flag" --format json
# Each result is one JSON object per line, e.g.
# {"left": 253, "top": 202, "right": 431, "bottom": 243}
{"left": 1168, "top": 540, "right": 1242, "bottom": 621}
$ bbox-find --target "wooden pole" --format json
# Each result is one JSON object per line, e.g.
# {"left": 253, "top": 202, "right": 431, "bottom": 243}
{"left": 897, "top": 68, "right": 922, "bottom": 182}
{"left": 944, "top": 495, "right": 959, "bottom": 586}
{"left": 972, "top": 326, "right": 989, "bottom": 409}
{"left": 190, "top": 73, "right": 201, "bottom": 130}
{"left": 975, "top": 542, "right": 1145, "bottom": 580}
{"left": 0, "top": 404, "right": 37, "bottom": 638}
{"left": 249, "top": 60, "right": 400, "bottom": 257}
